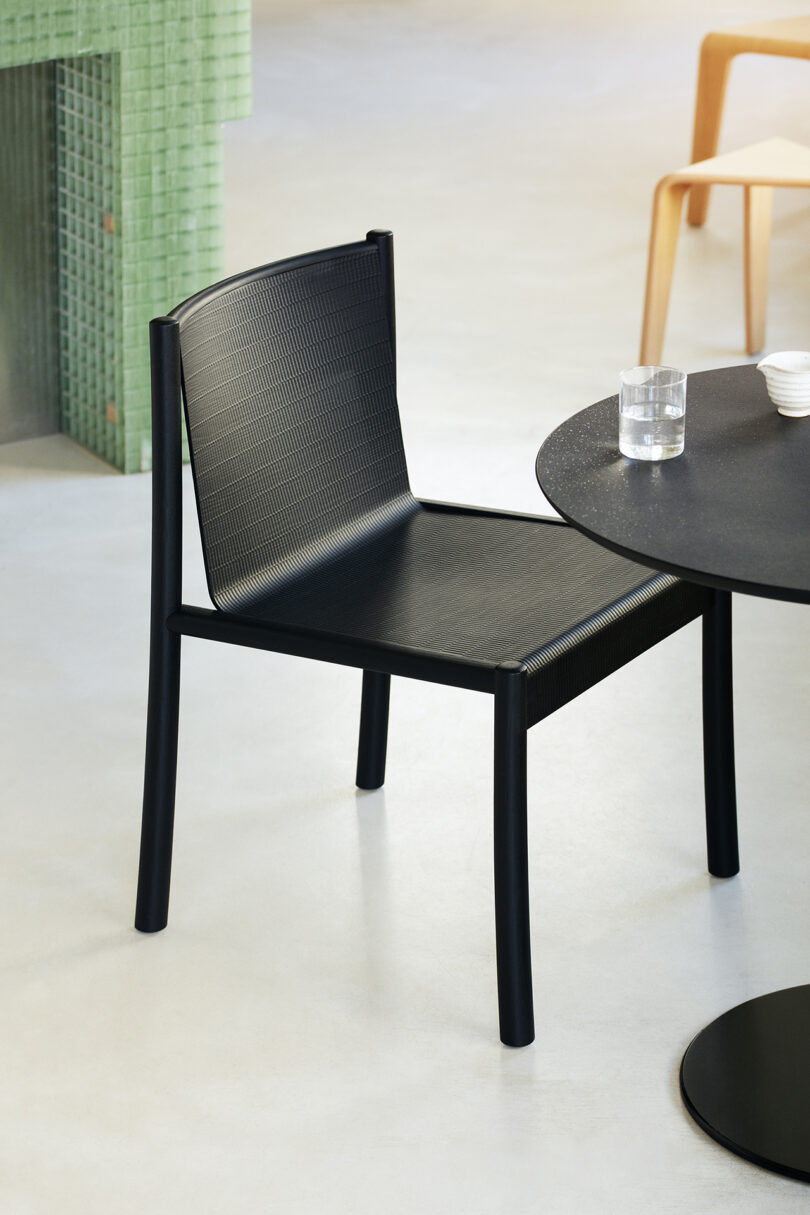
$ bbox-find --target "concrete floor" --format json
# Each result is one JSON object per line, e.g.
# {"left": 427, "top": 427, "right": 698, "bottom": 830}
{"left": 2, "top": 0, "right": 810, "bottom": 1210}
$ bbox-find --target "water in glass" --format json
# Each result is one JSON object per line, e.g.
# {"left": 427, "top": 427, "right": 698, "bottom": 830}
{"left": 619, "top": 400, "right": 684, "bottom": 460}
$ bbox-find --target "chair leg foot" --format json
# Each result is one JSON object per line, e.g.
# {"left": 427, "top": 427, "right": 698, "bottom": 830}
{"left": 135, "top": 628, "right": 181, "bottom": 932}
{"left": 356, "top": 671, "right": 390, "bottom": 790}
{"left": 494, "top": 663, "right": 534, "bottom": 1047}
{"left": 702, "top": 590, "right": 739, "bottom": 878}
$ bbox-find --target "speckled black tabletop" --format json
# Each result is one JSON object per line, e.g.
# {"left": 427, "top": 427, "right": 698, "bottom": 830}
{"left": 536, "top": 364, "right": 810, "bottom": 605}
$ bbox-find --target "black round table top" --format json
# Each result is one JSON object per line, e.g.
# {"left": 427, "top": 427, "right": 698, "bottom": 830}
{"left": 536, "top": 363, "right": 810, "bottom": 605}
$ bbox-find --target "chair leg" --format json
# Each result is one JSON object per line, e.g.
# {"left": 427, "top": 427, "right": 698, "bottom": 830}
{"left": 135, "top": 625, "right": 182, "bottom": 932}
{"left": 640, "top": 181, "right": 689, "bottom": 366}
{"left": 702, "top": 589, "right": 739, "bottom": 878}
{"left": 494, "top": 662, "right": 534, "bottom": 1047}
{"left": 356, "top": 671, "right": 390, "bottom": 790}
{"left": 743, "top": 184, "right": 772, "bottom": 356}
{"left": 687, "top": 35, "right": 734, "bottom": 227}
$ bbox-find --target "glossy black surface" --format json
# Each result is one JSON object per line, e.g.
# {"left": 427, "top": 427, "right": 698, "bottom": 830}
{"left": 681, "top": 986, "right": 810, "bottom": 1181}
{"left": 536, "top": 364, "right": 810, "bottom": 605}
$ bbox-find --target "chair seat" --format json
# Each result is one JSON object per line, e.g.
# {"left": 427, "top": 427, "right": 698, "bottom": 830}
{"left": 669, "top": 137, "right": 810, "bottom": 188}
{"left": 222, "top": 502, "right": 705, "bottom": 723}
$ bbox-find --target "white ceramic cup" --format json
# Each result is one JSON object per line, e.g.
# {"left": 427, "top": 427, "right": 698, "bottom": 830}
{"left": 757, "top": 351, "right": 810, "bottom": 418}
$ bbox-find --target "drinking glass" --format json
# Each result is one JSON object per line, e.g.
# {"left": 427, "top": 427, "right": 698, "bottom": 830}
{"left": 619, "top": 366, "right": 686, "bottom": 460}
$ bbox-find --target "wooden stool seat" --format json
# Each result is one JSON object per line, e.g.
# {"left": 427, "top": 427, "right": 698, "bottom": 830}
{"left": 688, "top": 16, "right": 810, "bottom": 226}
{"left": 640, "top": 137, "right": 810, "bottom": 366}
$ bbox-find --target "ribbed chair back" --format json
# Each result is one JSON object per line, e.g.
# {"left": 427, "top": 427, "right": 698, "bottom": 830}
{"left": 174, "top": 234, "right": 416, "bottom": 611}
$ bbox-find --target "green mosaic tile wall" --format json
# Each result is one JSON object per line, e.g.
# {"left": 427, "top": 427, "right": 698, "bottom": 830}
{"left": 0, "top": 61, "right": 60, "bottom": 443}
{"left": 0, "top": 1, "right": 251, "bottom": 471}
{"left": 56, "top": 54, "right": 123, "bottom": 467}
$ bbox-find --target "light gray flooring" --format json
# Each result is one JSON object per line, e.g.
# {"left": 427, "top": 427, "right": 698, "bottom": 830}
{"left": 2, "top": 1, "right": 810, "bottom": 1210}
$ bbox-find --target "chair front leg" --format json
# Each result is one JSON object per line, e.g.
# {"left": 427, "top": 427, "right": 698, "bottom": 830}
{"left": 743, "top": 184, "right": 772, "bottom": 355}
{"left": 356, "top": 670, "right": 390, "bottom": 790}
{"left": 702, "top": 589, "right": 739, "bottom": 878}
{"left": 494, "top": 662, "right": 534, "bottom": 1047}
{"left": 135, "top": 623, "right": 181, "bottom": 932}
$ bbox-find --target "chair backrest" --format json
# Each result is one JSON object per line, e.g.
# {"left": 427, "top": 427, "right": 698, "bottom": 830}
{"left": 171, "top": 231, "right": 417, "bottom": 612}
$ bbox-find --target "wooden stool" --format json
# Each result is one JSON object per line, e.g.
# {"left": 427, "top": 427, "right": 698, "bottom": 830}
{"left": 640, "top": 137, "right": 810, "bottom": 366}
{"left": 688, "top": 17, "right": 810, "bottom": 227}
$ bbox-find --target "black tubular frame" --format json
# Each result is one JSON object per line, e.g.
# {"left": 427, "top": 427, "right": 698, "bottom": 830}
{"left": 493, "top": 662, "right": 533, "bottom": 1047}
{"left": 136, "top": 230, "right": 739, "bottom": 1049}
{"left": 702, "top": 589, "right": 738, "bottom": 877}
{"left": 136, "top": 318, "right": 183, "bottom": 933}
{"left": 356, "top": 671, "right": 391, "bottom": 790}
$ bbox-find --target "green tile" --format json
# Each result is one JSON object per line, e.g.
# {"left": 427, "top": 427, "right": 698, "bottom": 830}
{"left": 0, "top": 0, "right": 251, "bottom": 470}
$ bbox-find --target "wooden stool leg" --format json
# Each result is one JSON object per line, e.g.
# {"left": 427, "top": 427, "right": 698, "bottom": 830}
{"left": 640, "top": 181, "right": 689, "bottom": 367}
{"left": 687, "top": 35, "right": 734, "bottom": 227}
{"left": 743, "top": 184, "right": 772, "bottom": 356}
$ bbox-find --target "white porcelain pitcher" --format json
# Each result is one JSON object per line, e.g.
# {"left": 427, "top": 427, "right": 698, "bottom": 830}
{"left": 757, "top": 351, "right": 810, "bottom": 417}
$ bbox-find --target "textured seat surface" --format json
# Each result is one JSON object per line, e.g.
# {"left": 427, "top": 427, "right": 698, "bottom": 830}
{"left": 231, "top": 504, "right": 679, "bottom": 666}
{"left": 221, "top": 502, "right": 704, "bottom": 726}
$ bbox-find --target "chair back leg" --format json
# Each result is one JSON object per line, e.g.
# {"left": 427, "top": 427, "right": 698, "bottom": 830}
{"left": 687, "top": 34, "right": 734, "bottom": 226}
{"left": 494, "top": 662, "right": 534, "bottom": 1047}
{"left": 136, "top": 629, "right": 181, "bottom": 930}
{"left": 356, "top": 671, "right": 391, "bottom": 790}
{"left": 136, "top": 317, "right": 183, "bottom": 933}
{"left": 702, "top": 589, "right": 739, "bottom": 877}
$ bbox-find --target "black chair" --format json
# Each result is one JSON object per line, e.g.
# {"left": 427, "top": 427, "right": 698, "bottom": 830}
{"left": 136, "top": 230, "right": 738, "bottom": 1047}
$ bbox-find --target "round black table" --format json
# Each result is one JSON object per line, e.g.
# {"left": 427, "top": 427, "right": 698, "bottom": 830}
{"left": 536, "top": 363, "right": 810, "bottom": 1181}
